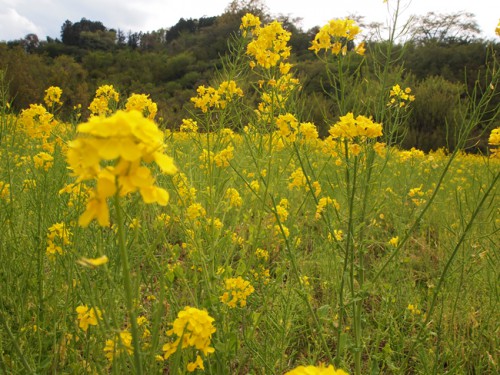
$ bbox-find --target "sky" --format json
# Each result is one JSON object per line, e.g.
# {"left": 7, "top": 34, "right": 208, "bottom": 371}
{"left": 0, "top": 0, "right": 498, "bottom": 42}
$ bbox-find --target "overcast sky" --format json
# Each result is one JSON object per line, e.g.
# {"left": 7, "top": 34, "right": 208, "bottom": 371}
{"left": 0, "top": 0, "right": 498, "bottom": 42}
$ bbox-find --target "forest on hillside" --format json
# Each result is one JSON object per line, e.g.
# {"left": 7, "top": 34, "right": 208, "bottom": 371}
{"left": 1, "top": 1, "right": 499, "bottom": 151}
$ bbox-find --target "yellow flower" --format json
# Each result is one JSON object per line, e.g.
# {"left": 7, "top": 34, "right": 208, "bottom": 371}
{"left": 334, "top": 229, "right": 343, "bottom": 241}
{"left": 19, "top": 104, "right": 55, "bottom": 140}
{"left": 163, "top": 306, "right": 216, "bottom": 369}
{"left": 299, "top": 122, "right": 319, "bottom": 141}
{"left": 387, "top": 84, "right": 415, "bottom": 108}
{"left": 496, "top": 20, "right": 500, "bottom": 37}
{"left": 214, "top": 145, "right": 234, "bottom": 167}
{"left": 315, "top": 197, "right": 340, "bottom": 220}
{"left": 187, "top": 355, "right": 205, "bottom": 372}
{"left": 186, "top": 203, "right": 206, "bottom": 221}
{"left": 0, "top": 181, "right": 10, "bottom": 201}
{"left": 46, "top": 222, "right": 72, "bottom": 260}
{"left": 329, "top": 113, "right": 382, "bottom": 140}
{"left": 288, "top": 168, "right": 307, "bottom": 190}
{"left": 275, "top": 198, "right": 289, "bottom": 222}
{"left": 276, "top": 113, "right": 299, "bottom": 140}
{"left": 77, "top": 255, "right": 109, "bottom": 268}
{"left": 488, "top": 127, "right": 500, "bottom": 158}
{"left": 354, "top": 41, "right": 365, "bottom": 56}
{"left": 240, "top": 13, "right": 261, "bottom": 32}
{"left": 180, "top": 118, "right": 199, "bottom": 132}
{"left": 388, "top": 236, "right": 399, "bottom": 247}
{"left": 76, "top": 305, "right": 102, "bottom": 332}
{"left": 191, "top": 81, "right": 243, "bottom": 112}
{"left": 88, "top": 84, "right": 119, "bottom": 116}
{"left": 373, "top": 142, "right": 386, "bottom": 157}
{"left": 125, "top": 93, "right": 158, "bottom": 120}
{"left": 407, "top": 304, "right": 422, "bottom": 315}
{"left": 255, "top": 248, "right": 269, "bottom": 261}
{"left": 220, "top": 276, "right": 255, "bottom": 308}
{"left": 78, "top": 193, "right": 110, "bottom": 227}
{"left": 225, "top": 187, "right": 243, "bottom": 208}
{"left": 285, "top": 364, "right": 349, "bottom": 375}
{"left": 246, "top": 19, "right": 291, "bottom": 69}
{"left": 33, "top": 152, "right": 54, "bottom": 171}
{"left": 44, "top": 86, "right": 63, "bottom": 107}
{"left": 310, "top": 18, "right": 361, "bottom": 55}
{"left": 67, "top": 110, "right": 177, "bottom": 227}
{"left": 408, "top": 185, "right": 424, "bottom": 198}
{"left": 104, "top": 331, "right": 133, "bottom": 361}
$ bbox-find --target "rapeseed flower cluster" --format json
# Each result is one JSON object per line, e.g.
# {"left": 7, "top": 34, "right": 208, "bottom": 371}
{"left": 240, "top": 13, "right": 261, "bottom": 34}
{"left": 173, "top": 172, "right": 197, "bottom": 204}
{"left": 0, "top": 181, "right": 10, "bottom": 201}
{"left": 285, "top": 364, "right": 349, "bottom": 375}
{"left": 186, "top": 202, "right": 206, "bottom": 221}
{"left": 329, "top": 113, "right": 383, "bottom": 140}
{"left": 75, "top": 305, "right": 103, "bottom": 332}
{"left": 388, "top": 236, "right": 399, "bottom": 247}
{"left": 46, "top": 222, "right": 72, "bottom": 260}
{"left": 275, "top": 198, "right": 289, "bottom": 222}
{"left": 191, "top": 80, "right": 243, "bottom": 113}
{"left": 488, "top": 127, "right": 499, "bottom": 158}
{"left": 496, "top": 20, "right": 500, "bottom": 37}
{"left": 214, "top": 145, "right": 234, "bottom": 167}
{"left": 104, "top": 331, "right": 133, "bottom": 361}
{"left": 180, "top": 118, "right": 199, "bottom": 132}
{"left": 408, "top": 185, "right": 426, "bottom": 206}
{"left": 407, "top": 303, "right": 422, "bottom": 315}
{"left": 315, "top": 197, "right": 340, "bottom": 220}
{"left": 255, "top": 247, "right": 270, "bottom": 261}
{"left": 288, "top": 167, "right": 307, "bottom": 190}
{"left": 59, "top": 182, "right": 90, "bottom": 208}
{"left": 66, "top": 110, "right": 177, "bottom": 227}
{"left": 33, "top": 151, "right": 54, "bottom": 171}
{"left": 43, "top": 86, "right": 63, "bottom": 108}
{"left": 299, "top": 122, "right": 319, "bottom": 142}
{"left": 276, "top": 113, "right": 299, "bottom": 140}
{"left": 241, "top": 14, "right": 291, "bottom": 69}
{"left": 162, "top": 307, "right": 216, "bottom": 372}
{"left": 309, "top": 18, "right": 364, "bottom": 56}
{"left": 387, "top": 84, "right": 415, "bottom": 108}
{"left": 225, "top": 187, "right": 243, "bottom": 208}
{"left": 88, "top": 84, "right": 120, "bottom": 117}
{"left": 125, "top": 93, "right": 158, "bottom": 120}
{"left": 220, "top": 276, "right": 255, "bottom": 308}
{"left": 19, "top": 104, "right": 56, "bottom": 142}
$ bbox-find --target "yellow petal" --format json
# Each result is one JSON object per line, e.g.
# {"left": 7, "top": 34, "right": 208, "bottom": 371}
{"left": 154, "top": 152, "right": 177, "bottom": 174}
{"left": 77, "top": 255, "right": 109, "bottom": 268}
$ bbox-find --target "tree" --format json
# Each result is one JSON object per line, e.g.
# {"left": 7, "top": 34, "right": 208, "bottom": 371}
{"left": 116, "top": 29, "right": 126, "bottom": 47}
{"left": 224, "top": 0, "right": 268, "bottom": 16}
{"left": 22, "top": 34, "right": 40, "bottom": 53}
{"left": 61, "top": 18, "right": 108, "bottom": 46}
{"left": 410, "top": 11, "right": 481, "bottom": 45}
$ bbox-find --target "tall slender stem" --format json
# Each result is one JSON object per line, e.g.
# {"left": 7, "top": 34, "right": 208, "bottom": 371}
{"left": 114, "top": 193, "right": 143, "bottom": 374}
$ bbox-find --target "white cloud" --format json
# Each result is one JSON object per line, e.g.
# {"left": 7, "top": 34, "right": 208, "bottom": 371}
{"left": 0, "top": 7, "right": 41, "bottom": 41}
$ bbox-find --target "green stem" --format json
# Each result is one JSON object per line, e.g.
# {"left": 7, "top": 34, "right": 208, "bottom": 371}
{"left": 346, "top": 153, "right": 362, "bottom": 375}
{"left": 114, "top": 193, "right": 143, "bottom": 374}
{"left": 0, "top": 309, "right": 34, "bottom": 373}
{"left": 271, "top": 197, "right": 335, "bottom": 365}
{"left": 404, "top": 171, "right": 499, "bottom": 370}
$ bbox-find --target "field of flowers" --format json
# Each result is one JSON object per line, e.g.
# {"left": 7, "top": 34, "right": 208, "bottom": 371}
{"left": 0, "top": 11, "right": 499, "bottom": 375}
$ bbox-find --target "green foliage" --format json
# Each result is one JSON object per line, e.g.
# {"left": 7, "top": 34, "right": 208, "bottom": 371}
{"left": 405, "top": 76, "right": 466, "bottom": 151}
